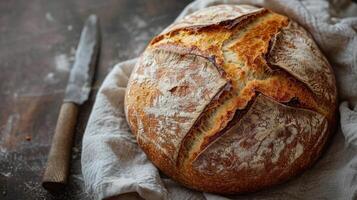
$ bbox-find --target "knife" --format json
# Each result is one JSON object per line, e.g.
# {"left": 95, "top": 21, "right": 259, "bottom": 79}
{"left": 42, "top": 14, "right": 100, "bottom": 192}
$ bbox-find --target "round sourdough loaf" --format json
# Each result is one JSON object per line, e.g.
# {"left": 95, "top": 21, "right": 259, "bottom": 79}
{"left": 124, "top": 5, "right": 337, "bottom": 194}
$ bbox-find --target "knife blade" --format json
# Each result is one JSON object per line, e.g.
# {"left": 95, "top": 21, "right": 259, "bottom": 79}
{"left": 42, "top": 14, "right": 100, "bottom": 193}
{"left": 65, "top": 14, "right": 99, "bottom": 104}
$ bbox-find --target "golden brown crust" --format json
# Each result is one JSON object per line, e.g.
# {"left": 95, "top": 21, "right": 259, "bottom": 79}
{"left": 266, "top": 21, "right": 337, "bottom": 120}
{"left": 189, "top": 94, "right": 329, "bottom": 193}
{"left": 125, "top": 48, "right": 228, "bottom": 164}
{"left": 124, "top": 4, "right": 337, "bottom": 194}
{"left": 159, "top": 5, "right": 265, "bottom": 36}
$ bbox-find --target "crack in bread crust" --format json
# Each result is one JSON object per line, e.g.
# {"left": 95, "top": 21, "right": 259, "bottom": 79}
{"left": 267, "top": 21, "right": 337, "bottom": 115}
{"left": 125, "top": 48, "right": 228, "bottom": 163}
{"left": 152, "top": 5, "right": 266, "bottom": 44}
{"left": 175, "top": 10, "right": 327, "bottom": 168}
{"left": 190, "top": 94, "right": 328, "bottom": 192}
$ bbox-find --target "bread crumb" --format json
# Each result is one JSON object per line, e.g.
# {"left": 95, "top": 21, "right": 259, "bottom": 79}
{"left": 25, "top": 136, "right": 31, "bottom": 141}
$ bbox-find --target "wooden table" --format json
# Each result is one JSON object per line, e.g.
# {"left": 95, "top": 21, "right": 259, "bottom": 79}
{"left": 0, "top": 0, "right": 192, "bottom": 199}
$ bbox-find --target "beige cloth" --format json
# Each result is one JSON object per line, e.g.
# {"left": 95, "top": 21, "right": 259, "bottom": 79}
{"left": 81, "top": 0, "right": 357, "bottom": 199}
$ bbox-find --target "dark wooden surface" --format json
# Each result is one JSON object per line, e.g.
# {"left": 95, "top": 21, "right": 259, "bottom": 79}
{"left": 0, "top": 0, "right": 192, "bottom": 199}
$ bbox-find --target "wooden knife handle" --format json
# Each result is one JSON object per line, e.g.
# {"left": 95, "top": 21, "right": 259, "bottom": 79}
{"left": 42, "top": 102, "right": 79, "bottom": 192}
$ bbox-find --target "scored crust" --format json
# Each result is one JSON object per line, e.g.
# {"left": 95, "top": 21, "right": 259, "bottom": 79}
{"left": 190, "top": 94, "right": 329, "bottom": 193}
{"left": 124, "top": 5, "right": 337, "bottom": 194}
{"left": 125, "top": 49, "right": 228, "bottom": 163}
{"left": 267, "top": 21, "right": 337, "bottom": 112}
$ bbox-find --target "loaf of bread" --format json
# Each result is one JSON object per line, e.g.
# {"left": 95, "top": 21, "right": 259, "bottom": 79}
{"left": 124, "top": 5, "right": 337, "bottom": 194}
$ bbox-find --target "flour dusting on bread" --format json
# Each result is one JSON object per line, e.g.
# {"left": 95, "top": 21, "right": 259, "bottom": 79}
{"left": 124, "top": 4, "right": 337, "bottom": 194}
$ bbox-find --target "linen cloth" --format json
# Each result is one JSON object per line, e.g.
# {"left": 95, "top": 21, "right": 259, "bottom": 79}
{"left": 81, "top": 0, "right": 357, "bottom": 199}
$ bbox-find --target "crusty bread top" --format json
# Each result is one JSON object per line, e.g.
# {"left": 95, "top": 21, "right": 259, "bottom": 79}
{"left": 124, "top": 5, "right": 337, "bottom": 193}
{"left": 161, "top": 5, "right": 265, "bottom": 34}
